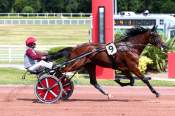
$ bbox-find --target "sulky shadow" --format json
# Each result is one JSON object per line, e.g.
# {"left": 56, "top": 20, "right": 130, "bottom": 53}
{"left": 17, "top": 98, "right": 38, "bottom": 103}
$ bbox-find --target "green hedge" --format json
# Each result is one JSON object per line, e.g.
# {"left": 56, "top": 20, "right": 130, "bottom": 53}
{"left": 48, "top": 46, "right": 64, "bottom": 55}
{"left": 48, "top": 46, "right": 66, "bottom": 64}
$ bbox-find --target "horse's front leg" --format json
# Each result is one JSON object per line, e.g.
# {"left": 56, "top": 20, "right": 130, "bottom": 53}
{"left": 130, "top": 67, "right": 159, "bottom": 97}
{"left": 84, "top": 63, "right": 111, "bottom": 99}
{"left": 115, "top": 70, "right": 135, "bottom": 87}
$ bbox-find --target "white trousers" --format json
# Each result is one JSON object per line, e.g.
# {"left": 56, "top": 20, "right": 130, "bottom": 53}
{"left": 28, "top": 60, "right": 53, "bottom": 72}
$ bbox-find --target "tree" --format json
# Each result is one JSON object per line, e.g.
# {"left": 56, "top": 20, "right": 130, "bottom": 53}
{"left": 22, "top": 6, "right": 34, "bottom": 13}
{"left": 65, "top": 0, "right": 79, "bottom": 12}
{"left": 151, "top": 0, "right": 164, "bottom": 13}
{"left": 40, "top": 0, "right": 64, "bottom": 12}
{"left": 77, "top": 0, "right": 91, "bottom": 13}
{"left": 160, "top": 0, "right": 175, "bottom": 13}
{"left": 2, "top": 0, "right": 175, "bottom": 14}
{"left": 27, "top": 0, "right": 41, "bottom": 13}
{"left": 129, "top": 0, "right": 141, "bottom": 12}
{"left": 13, "top": 0, "right": 27, "bottom": 13}
{"left": 0, "top": 0, "right": 15, "bottom": 13}
{"left": 40, "top": 0, "right": 47, "bottom": 12}
{"left": 118, "top": 0, "right": 141, "bottom": 13}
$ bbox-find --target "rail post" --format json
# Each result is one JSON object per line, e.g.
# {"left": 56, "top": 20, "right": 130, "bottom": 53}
{"left": 92, "top": 0, "right": 115, "bottom": 80}
{"left": 168, "top": 52, "right": 175, "bottom": 78}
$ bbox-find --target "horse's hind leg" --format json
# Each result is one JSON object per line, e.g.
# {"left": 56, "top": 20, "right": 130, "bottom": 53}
{"left": 84, "top": 63, "right": 110, "bottom": 97}
{"left": 115, "top": 70, "right": 135, "bottom": 87}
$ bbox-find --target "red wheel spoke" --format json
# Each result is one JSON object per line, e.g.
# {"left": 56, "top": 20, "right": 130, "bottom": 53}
{"left": 37, "top": 86, "right": 46, "bottom": 90}
{"left": 65, "top": 88, "right": 71, "bottom": 91}
{"left": 45, "top": 78, "right": 49, "bottom": 88}
{"left": 49, "top": 90, "right": 58, "bottom": 97}
{"left": 43, "top": 91, "right": 49, "bottom": 100}
{"left": 63, "top": 83, "right": 70, "bottom": 87}
{"left": 63, "top": 90, "right": 68, "bottom": 95}
{"left": 50, "top": 83, "right": 58, "bottom": 89}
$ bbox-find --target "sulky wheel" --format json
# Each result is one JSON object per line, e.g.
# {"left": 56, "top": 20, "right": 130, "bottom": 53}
{"left": 34, "top": 74, "right": 63, "bottom": 104}
{"left": 61, "top": 76, "right": 74, "bottom": 100}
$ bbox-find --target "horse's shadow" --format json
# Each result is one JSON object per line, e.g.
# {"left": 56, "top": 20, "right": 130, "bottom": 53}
{"left": 65, "top": 98, "right": 144, "bottom": 103}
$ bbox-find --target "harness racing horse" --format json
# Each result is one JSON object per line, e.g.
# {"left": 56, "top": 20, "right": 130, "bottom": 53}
{"left": 48, "top": 25, "right": 167, "bottom": 98}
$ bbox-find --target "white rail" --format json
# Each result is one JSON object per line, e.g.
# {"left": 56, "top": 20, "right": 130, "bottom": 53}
{"left": 0, "top": 45, "right": 74, "bottom": 63}
{"left": 0, "top": 19, "right": 90, "bottom": 25}
{"left": 0, "top": 13, "right": 91, "bottom": 18}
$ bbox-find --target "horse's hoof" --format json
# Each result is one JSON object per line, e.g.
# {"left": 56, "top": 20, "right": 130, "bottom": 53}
{"left": 147, "top": 77, "right": 151, "bottom": 80}
{"left": 130, "top": 83, "right": 134, "bottom": 86}
{"left": 115, "top": 78, "right": 120, "bottom": 82}
{"left": 144, "top": 77, "right": 151, "bottom": 81}
{"left": 156, "top": 93, "right": 160, "bottom": 98}
{"left": 107, "top": 94, "right": 112, "bottom": 100}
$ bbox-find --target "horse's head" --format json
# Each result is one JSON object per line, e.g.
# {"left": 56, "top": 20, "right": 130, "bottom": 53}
{"left": 148, "top": 25, "right": 168, "bottom": 52}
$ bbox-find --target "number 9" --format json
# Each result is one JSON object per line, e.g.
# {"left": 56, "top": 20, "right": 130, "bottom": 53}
{"left": 109, "top": 46, "right": 114, "bottom": 53}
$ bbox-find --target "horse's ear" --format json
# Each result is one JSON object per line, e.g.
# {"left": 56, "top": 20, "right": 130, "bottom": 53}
{"left": 151, "top": 25, "right": 157, "bottom": 32}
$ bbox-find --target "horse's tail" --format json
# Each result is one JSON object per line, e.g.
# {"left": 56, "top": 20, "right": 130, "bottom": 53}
{"left": 47, "top": 47, "right": 73, "bottom": 61}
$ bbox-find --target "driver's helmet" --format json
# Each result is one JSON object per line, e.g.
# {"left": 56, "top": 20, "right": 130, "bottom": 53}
{"left": 25, "top": 36, "right": 37, "bottom": 48}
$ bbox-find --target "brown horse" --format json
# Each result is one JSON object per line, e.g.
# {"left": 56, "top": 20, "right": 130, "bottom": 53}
{"left": 48, "top": 25, "right": 167, "bottom": 98}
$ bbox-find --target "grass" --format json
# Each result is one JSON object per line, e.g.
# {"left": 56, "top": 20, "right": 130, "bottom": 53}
{"left": 0, "top": 68, "right": 175, "bottom": 87}
{"left": 0, "top": 68, "right": 35, "bottom": 85}
{"left": 0, "top": 25, "right": 89, "bottom": 45}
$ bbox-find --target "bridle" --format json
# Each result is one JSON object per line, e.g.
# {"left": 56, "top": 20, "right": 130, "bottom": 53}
{"left": 118, "top": 31, "right": 163, "bottom": 48}
{"left": 114, "top": 30, "right": 166, "bottom": 55}
{"left": 149, "top": 31, "right": 162, "bottom": 47}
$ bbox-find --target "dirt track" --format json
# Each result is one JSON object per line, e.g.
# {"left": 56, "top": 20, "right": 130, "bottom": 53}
{"left": 0, "top": 85, "right": 175, "bottom": 116}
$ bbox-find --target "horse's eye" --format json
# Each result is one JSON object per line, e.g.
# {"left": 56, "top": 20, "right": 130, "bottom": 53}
{"left": 150, "top": 32, "right": 154, "bottom": 35}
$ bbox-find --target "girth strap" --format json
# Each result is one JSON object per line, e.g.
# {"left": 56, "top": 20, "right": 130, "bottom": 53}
{"left": 107, "top": 53, "right": 117, "bottom": 69}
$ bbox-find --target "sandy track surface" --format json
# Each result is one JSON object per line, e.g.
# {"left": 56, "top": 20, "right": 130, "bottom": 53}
{"left": 0, "top": 85, "right": 175, "bottom": 116}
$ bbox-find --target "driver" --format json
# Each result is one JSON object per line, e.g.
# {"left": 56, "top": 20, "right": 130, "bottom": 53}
{"left": 24, "top": 36, "right": 53, "bottom": 73}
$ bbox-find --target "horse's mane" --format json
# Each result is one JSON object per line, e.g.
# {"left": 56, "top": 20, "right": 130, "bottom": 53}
{"left": 120, "top": 26, "right": 149, "bottom": 42}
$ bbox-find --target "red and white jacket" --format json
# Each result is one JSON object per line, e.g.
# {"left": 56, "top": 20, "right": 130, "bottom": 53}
{"left": 24, "top": 47, "right": 43, "bottom": 69}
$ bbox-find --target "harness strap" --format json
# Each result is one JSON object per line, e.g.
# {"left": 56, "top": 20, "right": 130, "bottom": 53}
{"left": 105, "top": 43, "right": 118, "bottom": 69}
{"left": 107, "top": 53, "right": 118, "bottom": 69}
{"left": 61, "top": 48, "right": 104, "bottom": 67}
